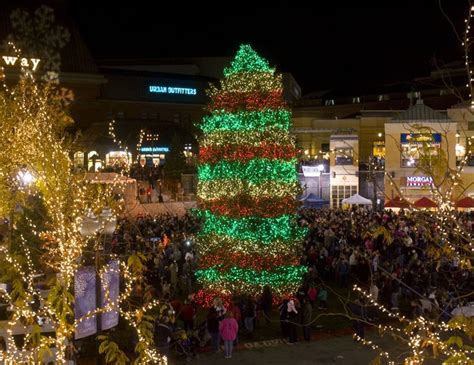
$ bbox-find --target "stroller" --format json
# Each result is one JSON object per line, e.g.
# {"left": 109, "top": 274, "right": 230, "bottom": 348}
{"left": 171, "top": 328, "right": 199, "bottom": 361}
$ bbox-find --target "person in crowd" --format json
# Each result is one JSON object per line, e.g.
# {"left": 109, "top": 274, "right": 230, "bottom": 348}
{"left": 243, "top": 295, "right": 256, "bottom": 336}
{"left": 213, "top": 297, "right": 227, "bottom": 321}
{"left": 349, "top": 298, "right": 366, "bottom": 339}
{"left": 301, "top": 297, "right": 313, "bottom": 341}
{"left": 318, "top": 287, "right": 328, "bottom": 309}
{"left": 154, "top": 316, "right": 173, "bottom": 357}
{"left": 180, "top": 299, "right": 196, "bottom": 331}
{"left": 207, "top": 307, "right": 220, "bottom": 353}
{"left": 260, "top": 285, "right": 273, "bottom": 324}
{"left": 219, "top": 311, "right": 239, "bottom": 359}
{"left": 279, "top": 298, "right": 289, "bottom": 338}
{"left": 287, "top": 299, "right": 299, "bottom": 344}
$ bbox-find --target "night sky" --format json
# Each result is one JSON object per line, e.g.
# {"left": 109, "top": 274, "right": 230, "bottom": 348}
{"left": 67, "top": 1, "right": 467, "bottom": 94}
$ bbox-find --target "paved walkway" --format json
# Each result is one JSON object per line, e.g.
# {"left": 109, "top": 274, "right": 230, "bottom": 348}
{"left": 170, "top": 335, "right": 383, "bottom": 365}
{"left": 169, "top": 333, "right": 444, "bottom": 365}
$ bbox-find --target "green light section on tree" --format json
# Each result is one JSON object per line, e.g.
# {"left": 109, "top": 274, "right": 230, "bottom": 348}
{"left": 195, "top": 265, "right": 307, "bottom": 286}
{"left": 200, "top": 109, "right": 291, "bottom": 133}
{"left": 198, "top": 210, "right": 306, "bottom": 243}
{"left": 196, "top": 234, "right": 305, "bottom": 257}
{"left": 198, "top": 158, "right": 297, "bottom": 183}
{"left": 223, "top": 44, "right": 274, "bottom": 77}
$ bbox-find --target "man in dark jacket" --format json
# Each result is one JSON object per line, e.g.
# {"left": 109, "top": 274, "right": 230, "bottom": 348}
{"left": 207, "top": 307, "right": 220, "bottom": 353}
{"left": 301, "top": 297, "right": 313, "bottom": 341}
{"left": 154, "top": 316, "right": 173, "bottom": 357}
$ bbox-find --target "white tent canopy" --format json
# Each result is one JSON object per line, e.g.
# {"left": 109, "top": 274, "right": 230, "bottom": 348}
{"left": 341, "top": 193, "right": 373, "bottom": 205}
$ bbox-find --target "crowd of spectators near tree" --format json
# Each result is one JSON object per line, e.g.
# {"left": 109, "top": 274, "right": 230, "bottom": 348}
{"left": 111, "top": 207, "right": 474, "bottom": 358}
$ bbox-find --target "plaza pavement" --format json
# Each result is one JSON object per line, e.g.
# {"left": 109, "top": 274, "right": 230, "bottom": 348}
{"left": 170, "top": 333, "right": 444, "bottom": 365}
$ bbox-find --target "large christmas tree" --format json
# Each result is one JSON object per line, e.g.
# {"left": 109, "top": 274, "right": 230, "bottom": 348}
{"left": 195, "top": 44, "right": 307, "bottom": 305}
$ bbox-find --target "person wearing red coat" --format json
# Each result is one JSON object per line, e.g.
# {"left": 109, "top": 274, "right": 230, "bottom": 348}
{"left": 219, "top": 311, "right": 239, "bottom": 359}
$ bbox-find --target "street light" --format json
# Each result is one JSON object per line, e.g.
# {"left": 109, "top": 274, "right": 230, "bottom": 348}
{"left": 17, "top": 169, "right": 35, "bottom": 187}
{"left": 317, "top": 164, "right": 325, "bottom": 199}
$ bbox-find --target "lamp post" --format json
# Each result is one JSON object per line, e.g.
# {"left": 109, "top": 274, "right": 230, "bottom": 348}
{"left": 317, "top": 164, "right": 325, "bottom": 199}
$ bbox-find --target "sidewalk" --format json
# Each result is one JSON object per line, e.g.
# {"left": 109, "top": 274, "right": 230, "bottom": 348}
{"left": 172, "top": 334, "right": 379, "bottom": 365}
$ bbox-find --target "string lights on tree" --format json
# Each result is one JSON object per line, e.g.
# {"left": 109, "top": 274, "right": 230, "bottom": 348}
{"left": 195, "top": 44, "right": 307, "bottom": 305}
{"left": 0, "top": 54, "right": 166, "bottom": 364}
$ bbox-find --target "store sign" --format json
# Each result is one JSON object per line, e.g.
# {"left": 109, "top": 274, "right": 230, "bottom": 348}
{"left": 2, "top": 56, "right": 40, "bottom": 71}
{"left": 302, "top": 166, "right": 322, "bottom": 177}
{"left": 149, "top": 85, "right": 197, "bottom": 95}
{"left": 406, "top": 176, "right": 433, "bottom": 187}
{"left": 140, "top": 146, "right": 169, "bottom": 153}
{"left": 401, "top": 133, "right": 441, "bottom": 145}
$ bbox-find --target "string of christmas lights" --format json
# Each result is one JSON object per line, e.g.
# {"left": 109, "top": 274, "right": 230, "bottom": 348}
{"left": 196, "top": 44, "right": 306, "bottom": 304}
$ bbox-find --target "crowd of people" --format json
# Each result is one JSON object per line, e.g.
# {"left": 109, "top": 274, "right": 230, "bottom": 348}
{"left": 113, "top": 207, "right": 474, "bottom": 359}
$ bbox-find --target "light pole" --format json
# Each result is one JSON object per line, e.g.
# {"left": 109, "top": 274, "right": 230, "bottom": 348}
{"left": 317, "top": 164, "right": 325, "bottom": 199}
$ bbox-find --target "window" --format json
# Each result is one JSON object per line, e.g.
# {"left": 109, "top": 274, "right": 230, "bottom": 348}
{"left": 439, "top": 89, "right": 449, "bottom": 96}
{"left": 400, "top": 133, "right": 440, "bottom": 168}
{"left": 325, "top": 99, "right": 335, "bottom": 106}
{"left": 331, "top": 185, "right": 357, "bottom": 208}
{"left": 116, "top": 112, "right": 124, "bottom": 119}
{"left": 352, "top": 96, "right": 361, "bottom": 104}
{"left": 173, "top": 113, "right": 180, "bottom": 123}
{"left": 335, "top": 147, "right": 353, "bottom": 165}
{"left": 372, "top": 141, "right": 385, "bottom": 158}
{"left": 73, "top": 151, "right": 84, "bottom": 168}
{"left": 141, "top": 112, "right": 148, "bottom": 119}
{"left": 378, "top": 94, "right": 389, "bottom": 101}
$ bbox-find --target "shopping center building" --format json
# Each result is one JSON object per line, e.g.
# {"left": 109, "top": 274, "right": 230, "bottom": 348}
{"left": 293, "top": 66, "right": 474, "bottom": 208}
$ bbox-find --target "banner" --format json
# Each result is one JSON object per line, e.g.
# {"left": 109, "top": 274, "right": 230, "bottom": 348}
{"left": 101, "top": 260, "right": 120, "bottom": 331}
{"left": 302, "top": 166, "right": 322, "bottom": 177}
{"left": 74, "top": 266, "right": 97, "bottom": 339}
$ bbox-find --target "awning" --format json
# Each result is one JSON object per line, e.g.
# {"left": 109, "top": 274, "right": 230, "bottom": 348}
{"left": 413, "top": 197, "right": 437, "bottom": 208}
{"left": 456, "top": 196, "right": 474, "bottom": 208}
{"left": 384, "top": 196, "right": 411, "bottom": 208}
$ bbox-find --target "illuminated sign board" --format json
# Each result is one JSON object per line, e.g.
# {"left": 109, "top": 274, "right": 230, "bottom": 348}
{"left": 140, "top": 146, "right": 169, "bottom": 153}
{"left": 2, "top": 56, "right": 40, "bottom": 71}
{"left": 149, "top": 85, "right": 197, "bottom": 95}
{"left": 406, "top": 176, "right": 433, "bottom": 187}
{"left": 401, "top": 133, "right": 441, "bottom": 145}
{"left": 302, "top": 166, "right": 322, "bottom": 177}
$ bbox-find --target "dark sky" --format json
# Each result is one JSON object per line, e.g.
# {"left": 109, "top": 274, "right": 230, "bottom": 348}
{"left": 67, "top": 1, "right": 467, "bottom": 94}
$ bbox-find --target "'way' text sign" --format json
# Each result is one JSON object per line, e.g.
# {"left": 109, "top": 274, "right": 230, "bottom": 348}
{"left": 2, "top": 56, "right": 41, "bottom": 71}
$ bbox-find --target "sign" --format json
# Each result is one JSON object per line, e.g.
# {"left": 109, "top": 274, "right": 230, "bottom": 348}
{"left": 401, "top": 133, "right": 441, "bottom": 145}
{"left": 101, "top": 260, "right": 120, "bottom": 331}
{"left": 406, "top": 176, "right": 433, "bottom": 187}
{"left": 149, "top": 85, "right": 197, "bottom": 95}
{"left": 140, "top": 146, "right": 170, "bottom": 153}
{"left": 302, "top": 166, "right": 322, "bottom": 177}
{"left": 74, "top": 266, "right": 97, "bottom": 339}
{"left": 2, "top": 56, "right": 40, "bottom": 71}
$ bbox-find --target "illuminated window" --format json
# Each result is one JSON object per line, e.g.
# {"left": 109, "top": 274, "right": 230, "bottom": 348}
{"left": 352, "top": 97, "right": 361, "bottom": 104}
{"left": 105, "top": 151, "right": 132, "bottom": 167}
{"left": 378, "top": 94, "right": 389, "bottom": 101}
{"left": 325, "top": 99, "right": 335, "bottom": 106}
{"left": 372, "top": 141, "right": 385, "bottom": 158}
{"left": 400, "top": 133, "right": 440, "bottom": 168}
{"left": 73, "top": 151, "right": 84, "bottom": 168}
